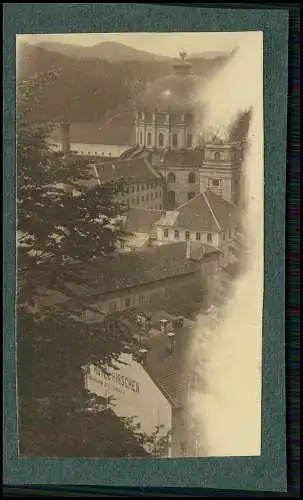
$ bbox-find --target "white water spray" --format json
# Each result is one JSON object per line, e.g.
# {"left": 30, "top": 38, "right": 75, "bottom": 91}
{"left": 190, "top": 33, "right": 264, "bottom": 457}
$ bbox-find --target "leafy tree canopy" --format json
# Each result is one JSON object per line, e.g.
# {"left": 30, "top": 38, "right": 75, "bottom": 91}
{"left": 17, "top": 73, "right": 164, "bottom": 458}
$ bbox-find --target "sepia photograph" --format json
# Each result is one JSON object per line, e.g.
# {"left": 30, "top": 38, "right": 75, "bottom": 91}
{"left": 16, "top": 31, "right": 264, "bottom": 459}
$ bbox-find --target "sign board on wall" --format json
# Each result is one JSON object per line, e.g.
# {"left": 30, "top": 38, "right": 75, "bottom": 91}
{"left": 85, "top": 353, "right": 172, "bottom": 453}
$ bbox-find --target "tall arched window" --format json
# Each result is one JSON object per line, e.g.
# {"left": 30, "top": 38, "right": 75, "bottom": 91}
{"left": 185, "top": 231, "right": 190, "bottom": 240}
{"left": 214, "top": 151, "right": 221, "bottom": 161}
{"left": 147, "top": 132, "right": 152, "bottom": 146}
{"left": 172, "top": 133, "right": 178, "bottom": 148}
{"left": 188, "top": 172, "right": 195, "bottom": 184}
{"left": 159, "top": 133, "right": 164, "bottom": 148}
{"left": 168, "top": 172, "right": 176, "bottom": 183}
{"left": 168, "top": 191, "right": 175, "bottom": 205}
{"left": 187, "top": 134, "right": 193, "bottom": 148}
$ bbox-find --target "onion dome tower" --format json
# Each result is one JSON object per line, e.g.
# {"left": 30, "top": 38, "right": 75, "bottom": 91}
{"left": 134, "top": 51, "right": 206, "bottom": 151}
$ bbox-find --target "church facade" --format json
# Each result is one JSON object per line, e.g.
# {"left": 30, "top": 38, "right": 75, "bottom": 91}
{"left": 53, "top": 51, "right": 247, "bottom": 212}
{"left": 134, "top": 51, "right": 246, "bottom": 208}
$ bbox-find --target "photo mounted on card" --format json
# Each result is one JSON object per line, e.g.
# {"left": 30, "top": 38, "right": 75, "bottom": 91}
{"left": 16, "top": 31, "right": 263, "bottom": 459}
{"left": 4, "top": 3, "right": 288, "bottom": 494}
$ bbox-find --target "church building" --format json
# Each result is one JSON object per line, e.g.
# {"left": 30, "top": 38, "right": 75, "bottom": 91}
{"left": 51, "top": 51, "right": 246, "bottom": 210}
{"left": 134, "top": 50, "right": 245, "bottom": 208}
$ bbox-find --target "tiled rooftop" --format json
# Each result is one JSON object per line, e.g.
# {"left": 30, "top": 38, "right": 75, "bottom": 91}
{"left": 64, "top": 241, "right": 212, "bottom": 297}
{"left": 143, "top": 312, "right": 217, "bottom": 408}
{"left": 123, "top": 208, "right": 163, "bottom": 234}
{"left": 156, "top": 191, "right": 239, "bottom": 232}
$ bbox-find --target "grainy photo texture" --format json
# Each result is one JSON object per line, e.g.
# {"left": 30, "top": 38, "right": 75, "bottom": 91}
{"left": 16, "top": 32, "right": 263, "bottom": 458}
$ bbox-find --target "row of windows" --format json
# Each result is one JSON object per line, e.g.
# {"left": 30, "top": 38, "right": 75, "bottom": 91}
{"left": 137, "top": 112, "right": 194, "bottom": 123}
{"left": 128, "top": 194, "right": 163, "bottom": 204}
{"left": 139, "top": 132, "right": 193, "bottom": 148}
{"left": 109, "top": 294, "right": 145, "bottom": 312}
{"left": 167, "top": 172, "right": 196, "bottom": 184}
{"left": 209, "top": 150, "right": 242, "bottom": 162}
{"left": 223, "top": 231, "right": 233, "bottom": 240}
{"left": 77, "top": 151, "right": 113, "bottom": 157}
{"left": 163, "top": 229, "right": 213, "bottom": 243}
{"left": 167, "top": 191, "right": 195, "bottom": 204}
{"left": 130, "top": 183, "right": 162, "bottom": 193}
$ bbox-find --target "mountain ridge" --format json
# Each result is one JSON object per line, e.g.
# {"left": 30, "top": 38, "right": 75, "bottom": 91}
{"left": 17, "top": 43, "right": 231, "bottom": 133}
{"left": 23, "top": 40, "right": 230, "bottom": 63}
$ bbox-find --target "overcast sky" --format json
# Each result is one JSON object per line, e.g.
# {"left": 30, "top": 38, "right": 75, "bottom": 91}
{"left": 16, "top": 32, "right": 258, "bottom": 57}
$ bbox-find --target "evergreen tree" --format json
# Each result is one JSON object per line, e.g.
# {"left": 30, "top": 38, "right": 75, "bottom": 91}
{"left": 16, "top": 73, "right": 160, "bottom": 458}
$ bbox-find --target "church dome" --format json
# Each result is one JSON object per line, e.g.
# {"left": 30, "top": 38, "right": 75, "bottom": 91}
{"left": 135, "top": 51, "right": 206, "bottom": 115}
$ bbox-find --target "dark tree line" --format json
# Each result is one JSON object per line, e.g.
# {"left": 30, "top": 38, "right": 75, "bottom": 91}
{"left": 17, "top": 73, "right": 168, "bottom": 458}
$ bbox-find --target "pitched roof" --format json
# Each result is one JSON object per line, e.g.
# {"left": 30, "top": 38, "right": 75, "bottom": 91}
{"left": 144, "top": 313, "right": 217, "bottom": 407}
{"left": 93, "top": 156, "right": 163, "bottom": 185}
{"left": 123, "top": 209, "right": 163, "bottom": 234}
{"left": 34, "top": 287, "right": 71, "bottom": 308}
{"left": 154, "top": 149, "right": 204, "bottom": 168}
{"left": 72, "top": 154, "right": 163, "bottom": 190}
{"left": 64, "top": 241, "right": 219, "bottom": 298}
{"left": 203, "top": 191, "right": 239, "bottom": 231}
{"left": 157, "top": 191, "right": 238, "bottom": 232}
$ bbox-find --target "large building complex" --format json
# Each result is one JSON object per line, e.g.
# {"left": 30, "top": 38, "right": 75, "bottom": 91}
{"left": 45, "top": 51, "right": 247, "bottom": 457}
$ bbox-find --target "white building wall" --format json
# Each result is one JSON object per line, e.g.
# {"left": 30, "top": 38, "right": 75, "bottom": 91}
{"left": 117, "top": 182, "right": 165, "bottom": 211}
{"left": 85, "top": 353, "right": 172, "bottom": 455}
{"left": 156, "top": 227, "right": 220, "bottom": 247}
{"left": 200, "top": 169, "right": 233, "bottom": 204}
{"left": 50, "top": 141, "right": 130, "bottom": 158}
{"left": 204, "top": 148, "right": 230, "bottom": 162}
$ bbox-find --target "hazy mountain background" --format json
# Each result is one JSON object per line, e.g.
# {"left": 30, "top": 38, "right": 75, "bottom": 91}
{"left": 17, "top": 41, "right": 231, "bottom": 143}
{"left": 32, "top": 41, "right": 173, "bottom": 63}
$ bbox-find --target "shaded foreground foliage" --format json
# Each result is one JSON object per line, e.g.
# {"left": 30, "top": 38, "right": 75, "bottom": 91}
{"left": 17, "top": 73, "right": 168, "bottom": 457}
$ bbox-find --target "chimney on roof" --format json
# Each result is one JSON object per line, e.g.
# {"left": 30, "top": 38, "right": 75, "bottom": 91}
{"left": 60, "top": 122, "right": 71, "bottom": 156}
{"left": 186, "top": 238, "right": 191, "bottom": 259}
{"left": 167, "top": 331, "right": 176, "bottom": 354}
{"left": 160, "top": 319, "right": 169, "bottom": 334}
{"left": 173, "top": 316, "right": 184, "bottom": 329}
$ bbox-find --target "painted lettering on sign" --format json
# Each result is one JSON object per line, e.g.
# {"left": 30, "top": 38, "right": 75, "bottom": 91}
{"left": 92, "top": 365, "right": 140, "bottom": 394}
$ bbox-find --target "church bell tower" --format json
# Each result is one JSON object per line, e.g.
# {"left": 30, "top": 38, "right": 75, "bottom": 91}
{"left": 199, "top": 136, "right": 243, "bottom": 205}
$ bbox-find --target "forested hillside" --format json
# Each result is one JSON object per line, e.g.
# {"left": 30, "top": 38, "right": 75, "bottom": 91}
{"left": 17, "top": 43, "right": 229, "bottom": 126}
